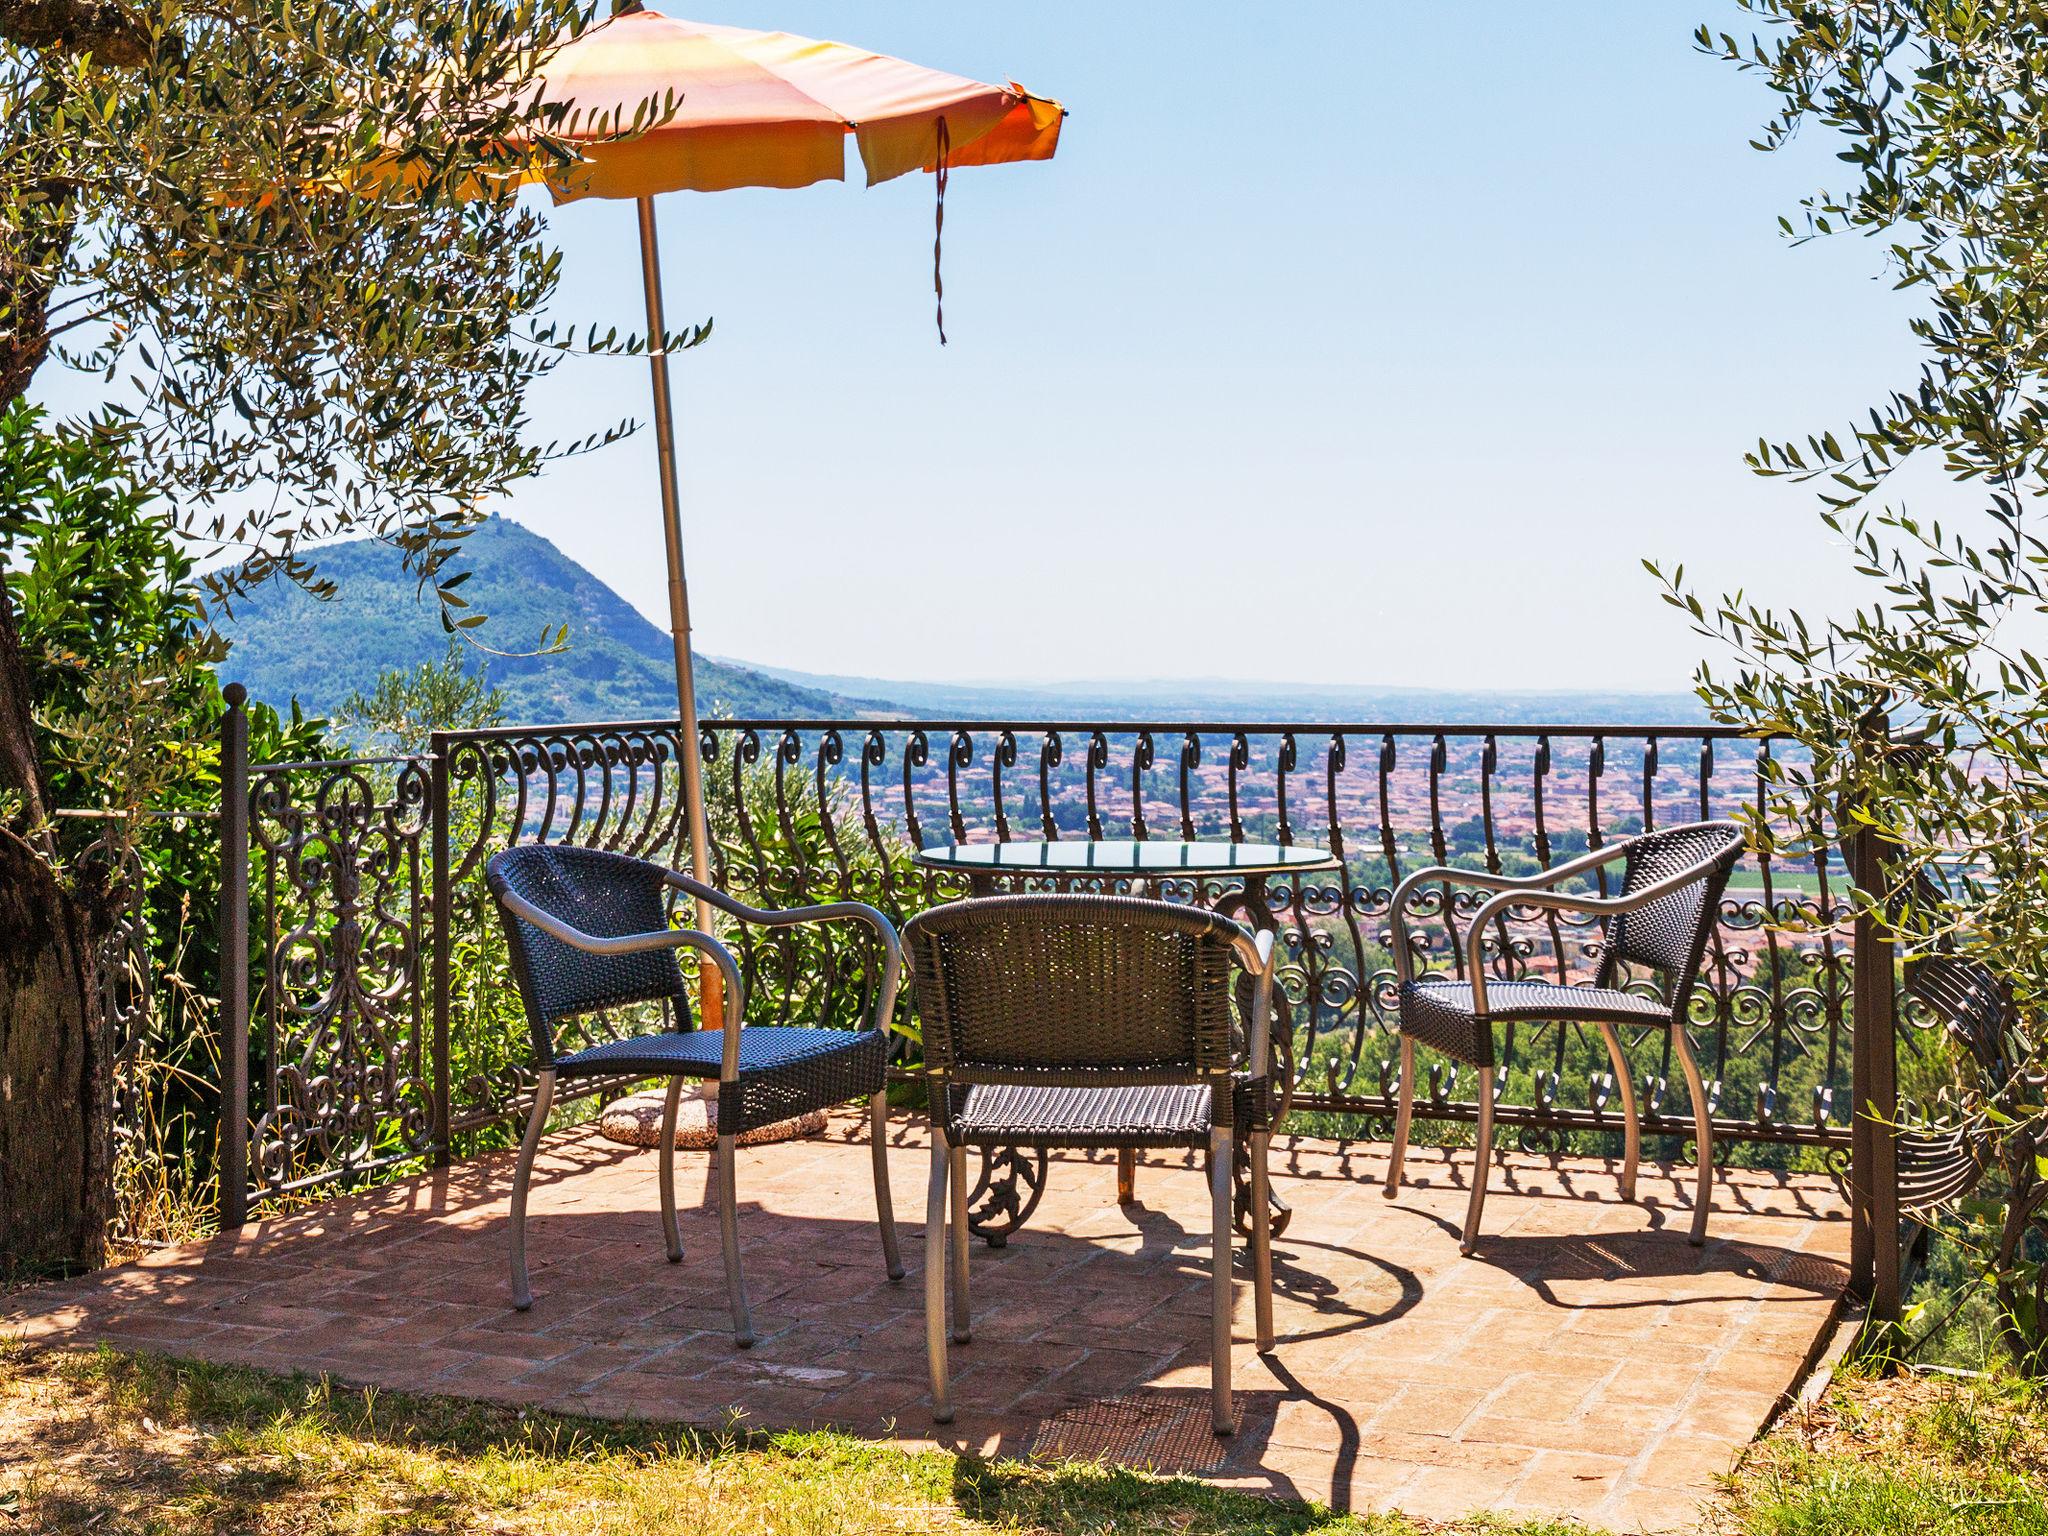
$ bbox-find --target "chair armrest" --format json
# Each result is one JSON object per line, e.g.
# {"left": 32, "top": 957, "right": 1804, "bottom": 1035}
{"left": 663, "top": 871, "right": 903, "bottom": 1037}
{"left": 1388, "top": 840, "right": 1641, "bottom": 983}
{"left": 1390, "top": 845, "right": 1625, "bottom": 913}
{"left": 1223, "top": 924, "right": 1278, "bottom": 1082}
{"left": 1460, "top": 848, "right": 1731, "bottom": 1012}
{"left": 1394, "top": 865, "right": 1535, "bottom": 899}
{"left": 494, "top": 885, "right": 747, "bottom": 1070}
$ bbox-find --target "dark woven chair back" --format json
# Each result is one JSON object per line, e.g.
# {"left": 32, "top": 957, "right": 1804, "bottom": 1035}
{"left": 1595, "top": 821, "right": 1743, "bottom": 1010}
{"left": 903, "top": 893, "right": 1237, "bottom": 1082}
{"left": 1909, "top": 953, "right": 2014, "bottom": 1076}
{"left": 486, "top": 844, "right": 691, "bottom": 1063}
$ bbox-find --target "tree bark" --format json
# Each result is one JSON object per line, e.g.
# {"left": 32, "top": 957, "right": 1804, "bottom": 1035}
{"left": 0, "top": 575, "right": 50, "bottom": 841}
{"left": 0, "top": 831, "right": 108, "bottom": 1273}
{"left": 0, "top": 78, "right": 80, "bottom": 406}
{"left": 1994, "top": 1136, "right": 2048, "bottom": 1377}
{"left": 0, "top": 0, "right": 154, "bottom": 66}
{"left": 0, "top": 571, "right": 109, "bottom": 1275}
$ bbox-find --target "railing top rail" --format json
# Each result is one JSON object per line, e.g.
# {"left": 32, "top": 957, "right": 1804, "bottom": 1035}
{"left": 433, "top": 717, "right": 1762, "bottom": 742}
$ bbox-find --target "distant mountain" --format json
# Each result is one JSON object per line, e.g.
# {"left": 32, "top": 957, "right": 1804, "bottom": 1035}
{"left": 213, "top": 517, "right": 892, "bottom": 726}
{"left": 721, "top": 663, "right": 1708, "bottom": 726}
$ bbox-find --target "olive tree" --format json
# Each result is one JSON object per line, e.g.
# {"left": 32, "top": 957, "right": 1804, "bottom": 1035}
{"left": 0, "top": 0, "right": 623, "bottom": 1269}
{"left": 1659, "top": 1, "right": 2048, "bottom": 1369}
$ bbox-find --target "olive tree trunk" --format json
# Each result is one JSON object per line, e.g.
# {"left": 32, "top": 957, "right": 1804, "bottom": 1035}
{"left": 0, "top": 31, "right": 116, "bottom": 1271}
{"left": 0, "top": 837, "right": 109, "bottom": 1273}
{"left": 0, "top": 572, "right": 110, "bottom": 1274}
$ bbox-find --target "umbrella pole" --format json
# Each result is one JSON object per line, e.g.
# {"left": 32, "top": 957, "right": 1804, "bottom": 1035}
{"left": 635, "top": 193, "right": 722, "bottom": 1027}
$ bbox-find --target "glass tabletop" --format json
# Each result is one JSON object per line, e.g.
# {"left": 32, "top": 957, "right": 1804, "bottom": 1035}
{"left": 911, "top": 838, "right": 1339, "bottom": 878}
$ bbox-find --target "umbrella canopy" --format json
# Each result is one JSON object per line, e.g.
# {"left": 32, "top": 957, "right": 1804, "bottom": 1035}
{"left": 497, "top": 6, "right": 1059, "bottom": 1017}
{"left": 527, "top": 6, "right": 1063, "bottom": 198}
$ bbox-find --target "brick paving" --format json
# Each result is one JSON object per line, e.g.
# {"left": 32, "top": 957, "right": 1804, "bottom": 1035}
{"left": 5, "top": 1114, "right": 1849, "bottom": 1531}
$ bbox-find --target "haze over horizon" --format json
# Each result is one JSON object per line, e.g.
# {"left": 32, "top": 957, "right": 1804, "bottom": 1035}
{"left": 722, "top": 655, "right": 1704, "bottom": 703}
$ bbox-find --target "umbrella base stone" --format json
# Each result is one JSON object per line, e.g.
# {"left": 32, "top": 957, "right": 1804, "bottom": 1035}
{"left": 597, "top": 1090, "right": 825, "bottom": 1150}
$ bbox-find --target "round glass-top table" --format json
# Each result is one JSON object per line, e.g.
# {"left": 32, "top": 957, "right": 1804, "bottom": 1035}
{"left": 909, "top": 838, "right": 1340, "bottom": 1243}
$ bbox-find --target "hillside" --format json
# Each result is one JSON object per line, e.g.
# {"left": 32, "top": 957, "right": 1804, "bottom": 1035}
{"left": 212, "top": 517, "right": 882, "bottom": 726}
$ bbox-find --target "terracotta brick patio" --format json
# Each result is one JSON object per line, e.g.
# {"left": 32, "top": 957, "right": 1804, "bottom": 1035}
{"left": 5, "top": 1114, "right": 1850, "bottom": 1532}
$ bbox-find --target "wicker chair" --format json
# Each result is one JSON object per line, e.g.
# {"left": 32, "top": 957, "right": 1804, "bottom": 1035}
{"left": 1893, "top": 953, "right": 2007, "bottom": 1213}
{"left": 1382, "top": 820, "right": 1743, "bottom": 1253}
{"left": 902, "top": 893, "right": 1278, "bottom": 1437}
{"left": 486, "top": 843, "right": 903, "bottom": 1346}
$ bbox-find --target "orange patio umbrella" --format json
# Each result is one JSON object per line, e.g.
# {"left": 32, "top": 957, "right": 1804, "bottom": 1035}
{"left": 521, "top": 4, "right": 1062, "bottom": 940}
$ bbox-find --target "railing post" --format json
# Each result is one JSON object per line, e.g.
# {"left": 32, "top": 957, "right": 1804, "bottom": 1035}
{"left": 217, "top": 683, "right": 250, "bottom": 1230}
{"left": 1846, "top": 711, "right": 1902, "bottom": 1322}
{"left": 430, "top": 732, "right": 452, "bottom": 1168}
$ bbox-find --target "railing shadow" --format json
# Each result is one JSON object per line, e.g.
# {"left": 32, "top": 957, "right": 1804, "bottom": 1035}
{"left": 1449, "top": 1226, "right": 1849, "bottom": 1312}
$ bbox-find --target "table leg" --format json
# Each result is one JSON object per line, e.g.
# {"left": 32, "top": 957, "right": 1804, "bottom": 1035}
{"left": 964, "top": 1145, "right": 1048, "bottom": 1247}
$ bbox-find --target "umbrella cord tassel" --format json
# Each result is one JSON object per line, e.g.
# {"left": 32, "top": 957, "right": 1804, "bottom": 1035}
{"left": 933, "top": 115, "right": 950, "bottom": 345}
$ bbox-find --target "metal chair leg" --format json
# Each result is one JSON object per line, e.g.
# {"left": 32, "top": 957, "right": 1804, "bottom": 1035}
{"left": 1210, "top": 1126, "right": 1235, "bottom": 1436}
{"left": 658, "top": 1077, "right": 684, "bottom": 1263}
{"left": 1672, "top": 1024, "right": 1715, "bottom": 1246}
{"left": 1595, "top": 1022, "right": 1640, "bottom": 1203}
{"left": 947, "top": 1145, "right": 971, "bottom": 1344}
{"left": 508, "top": 1069, "right": 556, "bottom": 1311}
{"left": 871, "top": 1091, "right": 904, "bottom": 1281}
{"left": 1250, "top": 1127, "right": 1275, "bottom": 1353}
{"left": 926, "top": 1130, "right": 953, "bottom": 1423}
{"left": 716, "top": 1132, "right": 754, "bottom": 1346}
{"left": 1117, "top": 1148, "right": 1137, "bottom": 1204}
{"left": 1383, "top": 1035, "right": 1416, "bottom": 1197}
{"left": 1460, "top": 1066, "right": 1496, "bottom": 1256}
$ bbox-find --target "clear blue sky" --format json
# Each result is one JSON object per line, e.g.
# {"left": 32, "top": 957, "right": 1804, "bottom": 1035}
{"left": 69, "top": 3, "right": 1942, "bottom": 693}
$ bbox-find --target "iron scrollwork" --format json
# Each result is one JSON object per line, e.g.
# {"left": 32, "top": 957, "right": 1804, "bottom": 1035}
{"left": 248, "top": 758, "right": 432, "bottom": 1195}
{"left": 209, "top": 714, "right": 1862, "bottom": 1213}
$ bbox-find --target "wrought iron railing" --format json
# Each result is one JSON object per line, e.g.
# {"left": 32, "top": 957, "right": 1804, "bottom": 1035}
{"left": 193, "top": 694, "right": 1917, "bottom": 1315}
{"left": 242, "top": 751, "right": 433, "bottom": 1199}
{"left": 56, "top": 806, "right": 223, "bottom": 1247}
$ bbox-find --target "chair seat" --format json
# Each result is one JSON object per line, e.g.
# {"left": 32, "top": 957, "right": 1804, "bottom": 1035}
{"left": 948, "top": 1082, "right": 1216, "bottom": 1150}
{"left": 556, "top": 1025, "right": 874, "bottom": 1081}
{"left": 1399, "top": 980, "right": 1670, "bottom": 1068}
{"left": 557, "top": 1025, "right": 888, "bottom": 1139}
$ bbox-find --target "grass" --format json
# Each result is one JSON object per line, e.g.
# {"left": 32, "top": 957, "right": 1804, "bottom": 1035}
{"left": 7, "top": 1342, "right": 2048, "bottom": 1535}
{"left": 1716, "top": 1364, "right": 2048, "bottom": 1536}
{"left": 0, "top": 1343, "right": 1576, "bottom": 1536}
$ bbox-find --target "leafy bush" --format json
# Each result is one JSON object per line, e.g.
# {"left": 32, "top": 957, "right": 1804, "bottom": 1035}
{"left": 707, "top": 743, "right": 923, "bottom": 1044}
{"left": 333, "top": 639, "right": 512, "bottom": 755}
